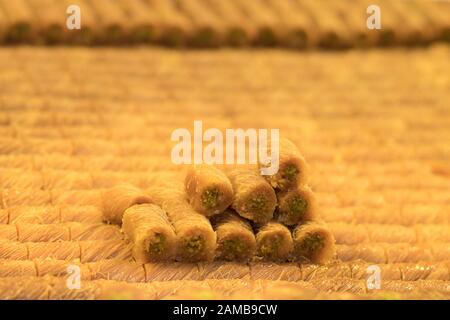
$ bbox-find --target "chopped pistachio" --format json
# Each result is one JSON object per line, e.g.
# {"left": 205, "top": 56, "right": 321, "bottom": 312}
{"left": 289, "top": 196, "right": 308, "bottom": 216}
{"left": 248, "top": 197, "right": 266, "bottom": 212}
{"left": 297, "top": 233, "right": 324, "bottom": 255}
{"left": 147, "top": 234, "right": 165, "bottom": 255}
{"left": 258, "top": 236, "right": 280, "bottom": 257}
{"left": 221, "top": 238, "right": 249, "bottom": 260}
{"left": 283, "top": 164, "right": 299, "bottom": 182}
{"left": 202, "top": 188, "right": 219, "bottom": 209}
{"left": 184, "top": 236, "right": 204, "bottom": 255}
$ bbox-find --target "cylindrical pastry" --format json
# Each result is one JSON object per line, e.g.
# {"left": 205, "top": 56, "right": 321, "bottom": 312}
{"left": 16, "top": 223, "right": 70, "bottom": 242}
{"left": 255, "top": 222, "right": 293, "bottom": 261}
{"left": 185, "top": 165, "right": 233, "bottom": 217}
{"left": 276, "top": 184, "right": 317, "bottom": 225}
{"left": 51, "top": 189, "right": 103, "bottom": 207}
{"left": 102, "top": 183, "right": 152, "bottom": 225}
{"left": 261, "top": 138, "right": 308, "bottom": 191}
{"left": 211, "top": 210, "right": 256, "bottom": 261}
{"left": 60, "top": 205, "right": 103, "bottom": 224}
{"left": 122, "top": 204, "right": 177, "bottom": 263}
{"left": 150, "top": 182, "right": 217, "bottom": 262}
{"left": 292, "top": 221, "right": 336, "bottom": 264}
{"left": 1, "top": 0, "right": 35, "bottom": 44}
{"left": 227, "top": 169, "right": 276, "bottom": 224}
{"left": 2, "top": 189, "right": 52, "bottom": 207}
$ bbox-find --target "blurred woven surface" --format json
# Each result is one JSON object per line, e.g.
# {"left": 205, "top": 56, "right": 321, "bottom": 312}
{"left": 0, "top": 0, "right": 449, "bottom": 47}
{"left": 0, "top": 45, "right": 449, "bottom": 299}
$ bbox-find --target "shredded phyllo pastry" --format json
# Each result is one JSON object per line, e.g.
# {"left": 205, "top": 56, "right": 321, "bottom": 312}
{"left": 276, "top": 184, "right": 317, "bottom": 226}
{"left": 262, "top": 138, "right": 308, "bottom": 191}
{"left": 293, "top": 221, "right": 336, "bottom": 264}
{"left": 212, "top": 210, "right": 256, "bottom": 261}
{"left": 1, "top": 32, "right": 448, "bottom": 299}
{"left": 122, "top": 204, "right": 176, "bottom": 262}
{"left": 149, "top": 179, "right": 217, "bottom": 262}
{"left": 255, "top": 222, "right": 294, "bottom": 262}
{"left": 185, "top": 165, "right": 233, "bottom": 217}
{"left": 102, "top": 184, "right": 152, "bottom": 225}
{"left": 227, "top": 168, "right": 277, "bottom": 224}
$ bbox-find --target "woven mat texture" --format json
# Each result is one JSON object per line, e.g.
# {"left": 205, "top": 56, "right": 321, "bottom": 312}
{"left": 0, "top": 45, "right": 449, "bottom": 299}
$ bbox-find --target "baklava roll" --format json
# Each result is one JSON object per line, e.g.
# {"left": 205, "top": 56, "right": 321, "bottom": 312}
{"left": 122, "top": 204, "right": 177, "bottom": 263}
{"left": 276, "top": 184, "right": 317, "bottom": 225}
{"left": 2, "top": 0, "right": 34, "bottom": 44}
{"left": 261, "top": 138, "right": 308, "bottom": 191}
{"left": 9, "top": 206, "right": 60, "bottom": 224}
{"left": 51, "top": 189, "right": 103, "bottom": 207}
{"left": 293, "top": 221, "right": 336, "bottom": 264}
{"left": 102, "top": 183, "right": 152, "bottom": 225}
{"left": 150, "top": 186, "right": 217, "bottom": 262}
{"left": 185, "top": 165, "right": 233, "bottom": 217}
{"left": 255, "top": 222, "right": 293, "bottom": 261}
{"left": 2, "top": 189, "right": 51, "bottom": 207}
{"left": 211, "top": 210, "right": 256, "bottom": 261}
{"left": 227, "top": 169, "right": 276, "bottom": 224}
{"left": 60, "top": 205, "right": 103, "bottom": 224}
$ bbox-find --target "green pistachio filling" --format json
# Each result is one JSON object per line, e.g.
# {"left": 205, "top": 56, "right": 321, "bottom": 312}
{"left": 248, "top": 196, "right": 267, "bottom": 213}
{"left": 192, "top": 28, "right": 216, "bottom": 47}
{"left": 227, "top": 28, "right": 247, "bottom": 47}
{"left": 105, "top": 25, "right": 123, "bottom": 44}
{"left": 283, "top": 164, "right": 299, "bottom": 182}
{"left": 221, "top": 238, "right": 247, "bottom": 260}
{"left": 7, "top": 23, "right": 32, "bottom": 43}
{"left": 147, "top": 234, "right": 165, "bottom": 255}
{"left": 202, "top": 188, "right": 219, "bottom": 209}
{"left": 379, "top": 30, "right": 395, "bottom": 47}
{"left": 72, "top": 27, "right": 94, "bottom": 45}
{"left": 45, "top": 24, "right": 63, "bottom": 44}
{"left": 288, "top": 29, "right": 308, "bottom": 48}
{"left": 257, "top": 27, "right": 277, "bottom": 47}
{"left": 289, "top": 196, "right": 308, "bottom": 217}
{"left": 183, "top": 236, "right": 204, "bottom": 256}
{"left": 131, "top": 25, "right": 153, "bottom": 43}
{"left": 258, "top": 236, "right": 280, "bottom": 257}
{"left": 297, "top": 233, "right": 324, "bottom": 256}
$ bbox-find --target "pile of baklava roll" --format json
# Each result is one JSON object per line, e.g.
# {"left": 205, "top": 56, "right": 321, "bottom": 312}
{"left": 101, "top": 138, "right": 335, "bottom": 264}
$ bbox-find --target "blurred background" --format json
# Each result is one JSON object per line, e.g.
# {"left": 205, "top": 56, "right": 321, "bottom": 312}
{"left": 0, "top": 0, "right": 449, "bottom": 299}
{"left": 0, "top": 0, "right": 449, "bottom": 47}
